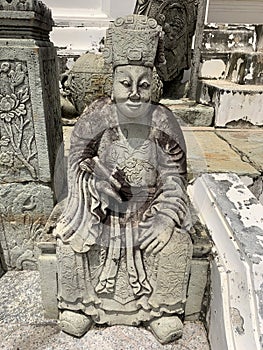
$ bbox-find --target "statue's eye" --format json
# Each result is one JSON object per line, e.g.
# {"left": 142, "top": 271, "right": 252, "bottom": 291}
{"left": 120, "top": 80, "right": 131, "bottom": 87}
{"left": 140, "top": 81, "right": 150, "bottom": 89}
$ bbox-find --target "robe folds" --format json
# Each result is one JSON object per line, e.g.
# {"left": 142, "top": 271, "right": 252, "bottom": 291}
{"left": 54, "top": 97, "right": 193, "bottom": 325}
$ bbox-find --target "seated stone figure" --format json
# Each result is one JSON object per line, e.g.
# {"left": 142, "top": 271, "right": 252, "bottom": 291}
{"left": 54, "top": 15, "right": 193, "bottom": 344}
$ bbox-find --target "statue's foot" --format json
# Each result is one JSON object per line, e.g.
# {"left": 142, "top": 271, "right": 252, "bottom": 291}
{"left": 148, "top": 315, "right": 183, "bottom": 344}
{"left": 59, "top": 310, "right": 93, "bottom": 337}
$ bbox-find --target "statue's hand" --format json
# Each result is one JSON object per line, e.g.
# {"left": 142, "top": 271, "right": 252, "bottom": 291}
{"left": 138, "top": 214, "right": 174, "bottom": 254}
{"left": 96, "top": 180, "right": 122, "bottom": 203}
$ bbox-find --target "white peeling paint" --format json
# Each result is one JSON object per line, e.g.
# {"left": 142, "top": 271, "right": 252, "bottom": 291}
{"left": 244, "top": 63, "right": 255, "bottom": 81}
{"left": 188, "top": 173, "right": 263, "bottom": 350}
{"left": 225, "top": 181, "right": 263, "bottom": 230}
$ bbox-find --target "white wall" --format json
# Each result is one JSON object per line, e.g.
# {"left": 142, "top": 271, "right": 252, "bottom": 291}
{"left": 207, "top": 0, "right": 263, "bottom": 24}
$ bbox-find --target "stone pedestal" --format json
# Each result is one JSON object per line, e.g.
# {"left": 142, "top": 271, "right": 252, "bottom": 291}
{"left": 0, "top": 0, "right": 63, "bottom": 269}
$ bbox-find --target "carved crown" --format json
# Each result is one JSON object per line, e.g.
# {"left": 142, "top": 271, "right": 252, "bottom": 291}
{"left": 103, "top": 14, "right": 166, "bottom": 69}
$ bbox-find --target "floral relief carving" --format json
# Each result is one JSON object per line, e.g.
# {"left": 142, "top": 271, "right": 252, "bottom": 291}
{"left": 0, "top": 60, "right": 38, "bottom": 180}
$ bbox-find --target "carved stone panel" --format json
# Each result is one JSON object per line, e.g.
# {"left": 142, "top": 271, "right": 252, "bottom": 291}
{"left": 0, "top": 60, "right": 38, "bottom": 182}
{"left": 134, "top": 0, "right": 197, "bottom": 82}
{"left": 0, "top": 1, "right": 63, "bottom": 269}
{"left": 0, "top": 182, "right": 54, "bottom": 270}
{"left": 0, "top": 43, "right": 63, "bottom": 184}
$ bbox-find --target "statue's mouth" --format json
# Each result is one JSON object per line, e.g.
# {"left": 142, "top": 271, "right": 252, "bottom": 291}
{"left": 126, "top": 102, "right": 142, "bottom": 109}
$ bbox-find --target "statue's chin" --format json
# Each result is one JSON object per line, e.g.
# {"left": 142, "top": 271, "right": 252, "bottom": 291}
{"left": 116, "top": 101, "right": 151, "bottom": 120}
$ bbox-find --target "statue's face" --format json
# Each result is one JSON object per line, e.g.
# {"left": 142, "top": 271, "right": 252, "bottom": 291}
{"left": 113, "top": 65, "right": 152, "bottom": 120}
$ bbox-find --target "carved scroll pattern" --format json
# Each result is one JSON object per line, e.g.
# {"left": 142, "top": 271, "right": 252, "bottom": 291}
{"left": 64, "top": 72, "right": 113, "bottom": 115}
{"left": 0, "top": 60, "right": 38, "bottom": 181}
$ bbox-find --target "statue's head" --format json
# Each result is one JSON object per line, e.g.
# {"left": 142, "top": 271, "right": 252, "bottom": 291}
{"left": 103, "top": 15, "right": 165, "bottom": 119}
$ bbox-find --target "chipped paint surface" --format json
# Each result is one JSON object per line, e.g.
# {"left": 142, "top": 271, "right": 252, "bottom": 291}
{"left": 189, "top": 173, "right": 263, "bottom": 350}
{"left": 199, "top": 79, "right": 263, "bottom": 127}
{"left": 231, "top": 307, "right": 245, "bottom": 335}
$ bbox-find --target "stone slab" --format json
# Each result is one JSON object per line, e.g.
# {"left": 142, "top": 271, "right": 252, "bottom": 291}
{"left": 182, "top": 128, "right": 259, "bottom": 179}
{"left": 215, "top": 129, "right": 263, "bottom": 173}
{"left": 0, "top": 271, "right": 210, "bottom": 350}
{"left": 161, "top": 99, "right": 214, "bottom": 127}
{"left": 198, "top": 79, "right": 263, "bottom": 127}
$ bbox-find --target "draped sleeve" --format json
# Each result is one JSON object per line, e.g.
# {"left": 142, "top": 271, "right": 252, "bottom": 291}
{"left": 53, "top": 98, "right": 115, "bottom": 252}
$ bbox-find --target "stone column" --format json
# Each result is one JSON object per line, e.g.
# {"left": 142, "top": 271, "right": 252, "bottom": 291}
{"left": 0, "top": 0, "right": 63, "bottom": 269}
{"left": 256, "top": 25, "right": 263, "bottom": 52}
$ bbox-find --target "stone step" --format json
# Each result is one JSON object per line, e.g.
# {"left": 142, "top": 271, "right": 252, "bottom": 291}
{"left": 161, "top": 98, "right": 214, "bottom": 126}
{"left": 197, "top": 79, "right": 263, "bottom": 127}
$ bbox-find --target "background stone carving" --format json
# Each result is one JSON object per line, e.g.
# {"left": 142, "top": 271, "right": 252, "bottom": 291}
{"left": 0, "top": 60, "right": 38, "bottom": 182}
{"left": 0, "top": 0, "right": 63, "bottom": 269}
{"left": 0, "top": 183, "right": 53, "bottom": 269}
{"left": 134, "top": 0, "right": 197, "bottom": 82}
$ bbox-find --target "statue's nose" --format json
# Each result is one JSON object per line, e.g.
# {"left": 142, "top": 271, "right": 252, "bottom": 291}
{"left": 129, "top": 85, "right": 140, "bottom": 101}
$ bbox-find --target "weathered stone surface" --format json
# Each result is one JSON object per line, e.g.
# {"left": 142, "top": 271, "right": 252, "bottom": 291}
{"left": 38, "top": 242, "right": 58, "bottom": 319}
{"left": 0, "top": 182, "right": 54, "bottom": 270}
{"left": 198, "top": 79, "right": 263, "bottom": 127}
{"left": 189, "top": 173, "right": 263, "bottom": 349}
{"left": 183, "top": 127, "right": 260, "bottom": 179}
{"left": 0, "top": 0, "right": 63, "bottom": 269}
{"left": 202, "top": 25, "right": 255, "bottom": 53}
{"left": 42, "top": 15, "right": 194, "bottom": 344}
{"left": 134, "top": 0, "right": 197, "bottom": 82}
{"left": 161, "top": 98, "right": 214, "bottom": 126}
{"left": 0, "top": 0, "right": 53, "bottom": 40}
{"left": 0, "top": 271, "right": 210, "bottom": 350}
{"left": 61, "top": 52, "right": 113, "bottom": 117}
{"left": 226, "top": 52, "right": 263, "bottom": 85}
{"left": 199, "top": 25, "right": 256, "bottom": 81}
{"left": 185, "top": 259, "right": 209, "bottom": 321}
{"left": 215, "top": 129, "right": 263, "bottom": 173}
{"left": 215, "top": 129, "right": 263, "bottom": 205}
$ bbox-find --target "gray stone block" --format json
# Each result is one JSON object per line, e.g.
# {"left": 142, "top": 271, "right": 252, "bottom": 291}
{"left": 197, "top": 79, "right": 263, "bottom": 127}
{"left": 0, "top": 182, "right": 54, "bottom": 270}
{"left": 0, "top": 1, "right": 63, "bottom": 269}
{"left": 161, "top": 98, "right": 214, "bottom": 126}
{"left": 185, "top": 259, "right": 209, "bottom": 320}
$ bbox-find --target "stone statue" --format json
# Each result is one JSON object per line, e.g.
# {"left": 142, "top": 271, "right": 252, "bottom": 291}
{"left": 134, "top": 0, "right": 197, "bottom": 82}
{"left": 54, "top": 15, "right": 193, "bottom": 344}
{"left": 60, "top": 53, "right": 163, "bottom": 121}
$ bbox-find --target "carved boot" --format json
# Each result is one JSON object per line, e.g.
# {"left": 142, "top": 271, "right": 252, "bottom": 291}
{"left": 148, "top": 315, "right": 183, "bottom": 344}
{"left": 59, "top": 310, "right": 93, "bottom": 337}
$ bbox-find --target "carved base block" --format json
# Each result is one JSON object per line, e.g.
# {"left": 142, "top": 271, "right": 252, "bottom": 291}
{"left": 0, "top": 182, "right": 54, "bottom": 269}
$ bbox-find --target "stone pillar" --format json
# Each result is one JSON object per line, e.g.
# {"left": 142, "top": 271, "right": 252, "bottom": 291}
{"left": 0, "top": 0, "right": 63, "bottom": 269}
{"left": 256, "top": 25, "right": 263, "bottom": 52}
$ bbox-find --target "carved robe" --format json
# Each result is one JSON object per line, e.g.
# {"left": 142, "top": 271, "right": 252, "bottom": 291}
{"left": 54, "top": 98, "right": 192, "bottom": 325}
